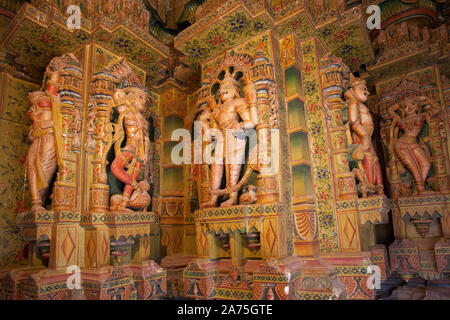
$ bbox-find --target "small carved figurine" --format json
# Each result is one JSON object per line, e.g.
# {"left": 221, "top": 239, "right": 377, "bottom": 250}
{"left": 239, "top": 185, "right": 257, "bottom": 205}
{"left": 71, "top": 107, "right": 82, "bottom": 148}
{"left": 128, "top": 180, "right": 151, "bottom": 212}
{"left": 85, "top": 105, "right": 96, "bottom": 150}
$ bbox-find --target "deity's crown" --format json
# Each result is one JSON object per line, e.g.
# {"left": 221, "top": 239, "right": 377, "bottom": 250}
{"left": 221, "top": 68, "right": 239, "bottom": 87}
{"left": 349, "top": 74, "right": 366, "bottom": 88}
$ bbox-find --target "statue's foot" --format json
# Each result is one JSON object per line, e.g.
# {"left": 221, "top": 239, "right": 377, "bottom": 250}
{"left": 200, "top": 196, "right": 218, "bottom": 209}
{"left": 200, "top": 200, "right": 217, "bottom": 209}
{"left": 220, "top": 195, "right": 238, "bottom": 207}
{"left": 31, "top": 205, "right": 46, "bottom": 212}
{"left": 110, "top": 195, "right": 134, "bottom": 213}
{"left": 417, "top": 189, "right": 439, "bottom": 196}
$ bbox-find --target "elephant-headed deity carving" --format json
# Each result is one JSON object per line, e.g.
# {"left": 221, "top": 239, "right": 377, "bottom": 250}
{"left": 108, "top": 86, "right": 152, "bottom": 212}
{"left": 344, "top": 74, "right": 384, "bottom": 197}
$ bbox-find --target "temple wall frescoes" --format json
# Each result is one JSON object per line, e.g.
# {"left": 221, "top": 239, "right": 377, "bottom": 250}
{"left": 0, "top": 73, "right": 38, "bottom": 268}
{"left": 0, "top": 0, "right": 448, "bottom": 301}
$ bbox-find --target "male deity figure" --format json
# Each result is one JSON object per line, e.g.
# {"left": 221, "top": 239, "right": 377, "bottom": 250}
{"left": 345, "top": 74, "right": 384, "bottom": 195}
{"left": 110, "top": 87, "right": 150, "bottom": 211}
{"left": 200, "top": 69, "right": 258, "bottom": 208}
{"left": 26, "top": 66, "right": 63, "bottom": 212}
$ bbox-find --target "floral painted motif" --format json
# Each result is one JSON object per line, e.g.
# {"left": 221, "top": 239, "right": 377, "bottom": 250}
{"left": 301, "top": 39, "right": 339, "bottom": 252}
{"left": 4, "top": 17, "right": 165, "bottom": 84}
{"left": 182, "top": 10, "right": 271, "bottom": 66}
{"left": 210, "top": 35, "right": 224, "bottom": 46}
{"left": 230, "top": 16, "right": 246, "bottom": 32}
{"left": 317, "top": 23, "right": 371, "bottom": 71}
{"left": 0, "top": 126, "right": 31, "bottom": 265}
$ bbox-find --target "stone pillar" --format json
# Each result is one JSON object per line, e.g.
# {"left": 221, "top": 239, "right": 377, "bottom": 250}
{"left": 48, "top": 54, "right": 84, "bottom": 270}
{"left": 159, "top": 87, "right": 187, "bottom": 256}
{"left": 82, "top": 45, "right": 114, "bottom": 269}
{"left": 319, "top": 58, "right": 357, "bottom": 200}
{"left": 318, "top": 54, "right": 361, "bottom": 252}
{"left": 247, "top": 50, "right": 280, "bottom": 204}
{"left": 229, "top": 231, "right": 246, "bottom": 268}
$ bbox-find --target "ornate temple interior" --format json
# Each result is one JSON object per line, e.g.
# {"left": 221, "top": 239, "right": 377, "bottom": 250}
{"left": 0, "top": 0, "right": 448, "bottom": 300}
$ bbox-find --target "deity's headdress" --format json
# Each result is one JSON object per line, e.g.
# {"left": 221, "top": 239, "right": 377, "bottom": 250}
{"left": 221, "top": 68, "right": 239, "bottom": 88}
{"left": 349, "top": 74, "right": 366, "bottom": 88}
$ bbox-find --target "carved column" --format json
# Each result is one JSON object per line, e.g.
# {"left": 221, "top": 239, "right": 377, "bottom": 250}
{"left": 159, "top": 87, "right": 187, "bottom": 256}
{"left": 427, "top": 110, "right": 450, "bottom": 194}
{"left": 319, "top": 55, "right": 363, "bottom": 253}
{"left": 82, "top": 46, "right": 114, "bottom": 269}
{"left": 320, "top": 57, "right": 357, "bottom": 200}
{"left": 48, "top": 54, "right": 84, "bottom": 269}
{"left": 247, "top": 49, "right": 280, "bottom": 204}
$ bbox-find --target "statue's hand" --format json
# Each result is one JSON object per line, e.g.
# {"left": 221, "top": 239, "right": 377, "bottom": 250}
{"left": 204, "top": 130, "right": 214, "bottom": 141}
{"left": 232, "top": 128, "right": 247, "bottom": 140}
{"left": 207, "top": 96, "right": 216, "bottom": 110}
{"left": 244, "top": 84, "right": 257, "bottom": 104}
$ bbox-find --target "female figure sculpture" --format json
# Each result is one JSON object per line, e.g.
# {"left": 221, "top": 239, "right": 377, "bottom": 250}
{"left": 388, "top": 96, "right": 440, "bottom": 196}
{"left": 26, "top": 67, "right": 62, "bottom": 212}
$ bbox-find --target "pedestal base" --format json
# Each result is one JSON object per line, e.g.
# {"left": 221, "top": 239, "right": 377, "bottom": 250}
{"left": 0, "top": 260, "right": 166, "bottom": 300}
{"left": 383, "top": 278, "right": 450, "bottom": 300}
{"left": 161, "top": 254, "right": 196, "bottom": 299}
{"left": 183, "top": 256, "right": 343, "bottom": 300}
{"left": 322, "top": 252, "right": 377, "bottom": 299}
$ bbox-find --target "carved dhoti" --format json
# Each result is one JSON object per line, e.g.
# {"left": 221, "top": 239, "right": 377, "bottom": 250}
{"left": 394, "top": 138, "right": 431, "bottom": 187}
{"left": 201, "top": 130, "right": 247, "bottom": 207}
{"left": 27, "top": 128, "right": 58, "bottom": 207}
{"left": 352, "top": 131, "right": 383, "bottom": 189}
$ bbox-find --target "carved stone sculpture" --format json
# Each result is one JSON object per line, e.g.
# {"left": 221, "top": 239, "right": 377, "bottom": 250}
{"left": 239, "top": 185, "right": 257, "bottom": 205}
{"left": 26, "top": 66, "right": 62, "bottom": 212}
{"left": 109, "top": 87, "right": 151, "bottom": 212}
{"left": 345, "top": 74, "right": 383, "bottom": 196}
{"left": 199, "top": 68, "right": 258, "bottom": 208}
{"left": 71, "top": 107, "right": 82, "bottom": 148}
{"left": 388, "top": 96, "right": 440, "bottom": 196}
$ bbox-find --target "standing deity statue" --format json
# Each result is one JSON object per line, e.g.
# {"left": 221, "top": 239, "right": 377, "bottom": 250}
{"left": 26, "top": 66, "right": 63, "bottom": 212}
{"left": 345, "top": 74, "right": 384, "bottom": 196}
{"left": 109, "top": 87, "right": 151, "bottom": 212}
{"left": 388, "top": 96, "right": 440, "bottom": 196}
{"left": 199, "top": 69, "right": 258, "bottom": 208}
